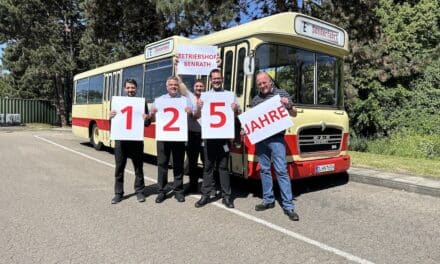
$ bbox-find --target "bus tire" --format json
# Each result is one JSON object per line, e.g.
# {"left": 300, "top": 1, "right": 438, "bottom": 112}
{"left": 90, "top": 123, "right": 103, "bottom": 151}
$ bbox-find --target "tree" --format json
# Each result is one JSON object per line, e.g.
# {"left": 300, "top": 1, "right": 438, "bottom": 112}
{"left": 0, "top": 0, "right": 84, "bottom": 126}
{"left": 154, "top": 0, "right": 242, "bottom": 37}
{"left": 349, "top": 0, "right": 439, "bottom": 136}
{"left": 79, "top": 0, "right": 164, "bottom": 68}
{"left": 0, "top": 74, "right": 18, "bottom": 98}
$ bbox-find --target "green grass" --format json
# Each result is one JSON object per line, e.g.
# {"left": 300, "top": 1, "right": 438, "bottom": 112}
{"left": 350, "top": 151, "right": 440, "bottom": 179}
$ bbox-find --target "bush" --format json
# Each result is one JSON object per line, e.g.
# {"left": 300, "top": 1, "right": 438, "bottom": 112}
{"left": 350, "top": 130, "right": 440, "bottom": 160}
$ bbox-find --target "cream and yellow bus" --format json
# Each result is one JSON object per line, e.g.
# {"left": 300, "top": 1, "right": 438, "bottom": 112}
{"left": 72, "top": 12, "right": 350, "bottom": 180}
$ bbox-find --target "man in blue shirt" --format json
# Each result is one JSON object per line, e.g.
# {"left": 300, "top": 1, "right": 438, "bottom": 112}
{"left": 251, "top": 72, "right": 299, "bottom": 221}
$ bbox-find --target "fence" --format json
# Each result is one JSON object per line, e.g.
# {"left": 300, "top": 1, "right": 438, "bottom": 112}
{"left": 0, "top": 98, "right": 59, "bottom": 125}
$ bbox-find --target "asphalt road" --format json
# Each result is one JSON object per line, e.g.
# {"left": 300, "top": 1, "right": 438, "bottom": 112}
{"left": 1, "top": 129, "right": 439, "bottom": 264}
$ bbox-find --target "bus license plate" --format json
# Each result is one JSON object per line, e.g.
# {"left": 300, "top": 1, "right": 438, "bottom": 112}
{"left": 316, "top": 164, "right": 335, "bottom": 173}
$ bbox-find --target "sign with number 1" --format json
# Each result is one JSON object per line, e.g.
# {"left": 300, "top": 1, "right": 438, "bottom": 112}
{"left": 110, "top": 96, "right": 145, "bottom": 141}
{"left": 201, "top": 92, "right": 235, "bottom": 139}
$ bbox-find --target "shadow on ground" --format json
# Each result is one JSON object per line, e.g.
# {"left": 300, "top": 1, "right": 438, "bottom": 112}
{"left": 80, "top": 141, "right": 349, "bottom": 203}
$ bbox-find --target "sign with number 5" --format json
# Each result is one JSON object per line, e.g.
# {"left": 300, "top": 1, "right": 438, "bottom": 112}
{"left": 201, "top": 92, "right": 234, "bottom": 139}
{"left": 110, "top": 96, "right": 145, "bottom": 141}
{"left": 155, "top": 97, "right": 188, "bottom": 141}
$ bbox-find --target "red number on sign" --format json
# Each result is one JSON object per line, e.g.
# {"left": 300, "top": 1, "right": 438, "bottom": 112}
{"left": 163, "top": 107, "right": 180, "bottom": 131}
{"left": 121, "top": 106, "right": 133, "bottom": 130}
{"left": 210, "top": 102, "right": 226, "bottom": 128}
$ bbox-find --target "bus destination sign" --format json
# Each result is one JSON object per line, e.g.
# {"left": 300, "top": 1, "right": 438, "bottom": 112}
{"left": 294, "top": 16, "right": 345, "bottom": 47}
{"left": 145, "top": 39, "right": 174, "bottom": 59}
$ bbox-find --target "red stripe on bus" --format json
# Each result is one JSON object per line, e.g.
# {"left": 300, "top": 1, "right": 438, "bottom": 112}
{"left": 71, "top": 117, "right": 91, "bottom": 128}
{"left": 247, "top": 154, "right": 350, "bottom": 180}
{"left": 71, "top": 117, "right": 156, "bottom": 138}
{"left": 71, "top": 117, "right": 110, "bottom": 130}
{"left": 243, "top": 134, "right": 299, "bottom": 155}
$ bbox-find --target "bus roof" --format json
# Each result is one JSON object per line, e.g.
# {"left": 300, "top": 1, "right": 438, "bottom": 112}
{"left": 74, "top": 12, "right": 349, "bottom": 81}
{"left": 192, "top": 12, "right": 349, "bottom": 56}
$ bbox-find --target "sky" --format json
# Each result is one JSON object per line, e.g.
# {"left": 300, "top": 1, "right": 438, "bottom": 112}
{"left": 0, "top": 44, "right": 4, "bottom": 54}
{"left": 0, "top": 43, "right": 5, "bottom": 65}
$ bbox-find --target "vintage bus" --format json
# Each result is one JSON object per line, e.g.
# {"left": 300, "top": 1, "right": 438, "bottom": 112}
{"left": 72, "top": 12, "right": 350, "bottom": 180}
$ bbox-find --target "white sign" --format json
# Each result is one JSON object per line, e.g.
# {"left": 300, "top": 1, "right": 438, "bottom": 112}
{"left": 201, "top": 91, "right": 234, "bottom": 139}
{"left": 238, "top": 95, "right": 293, "bottom": 144}
{"left": 176, "top": 45, "right": 218, "bottom": 75}
{"left": 145, "top": 39, "right": 174, "bottom": 59}
{"left": 110, "top": 96, "right": 145, "bottom": 141}
{"left": 155, "top": 97, "right": 188, "bottom": 142}
{"left": 295, "top": 15, "right": 345, "bottom": 47}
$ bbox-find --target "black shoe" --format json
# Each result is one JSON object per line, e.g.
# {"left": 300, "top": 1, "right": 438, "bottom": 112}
{"left": 136, "top": 192, "right": 146, "bottom": 203}
{"left": 175, "top": 193, "right": 185, "bottom": 202}
{"left": 195, "top": 195, "right": 209, "bottom": 208}
{"left": 284, "top": 209, "right": 299, "bottom": 221}
{"left": 255, "top": 202, "right": 275, "bottom": 211}
{"left": 155, "top": 193, "right": 166, "bottom": 203}
{"left": 111, "top": 194, "right": 123, "bottom": 204}
{"left": 222, "top": 197, "right": 234, "bottom": 208}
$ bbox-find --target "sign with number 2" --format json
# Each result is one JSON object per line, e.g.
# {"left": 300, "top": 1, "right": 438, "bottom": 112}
{"left": 155, "top": 97, "right": 188, "bottom": 141}
{"left": 110, "top": 96, "right": 145, "bottom": 140}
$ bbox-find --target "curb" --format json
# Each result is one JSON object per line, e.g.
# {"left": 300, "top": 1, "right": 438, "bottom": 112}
{"left": 348, "top": 167, "right": 440, "bottom": 198}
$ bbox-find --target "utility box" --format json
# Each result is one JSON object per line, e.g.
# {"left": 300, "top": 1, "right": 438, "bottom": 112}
{"left": 5, "top": 113, "right": 21, "bottom": 125}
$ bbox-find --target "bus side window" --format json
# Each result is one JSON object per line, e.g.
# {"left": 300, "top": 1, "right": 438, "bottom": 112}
{"left": 223, "top": 51, "right": 233, "bottom": 91}
{"left": 88, "top": 74, "right": 104, "bottom": 104}
{"left": 235, "top": 47, "right": 246, "bottom": 97}
{"left": 111, "top": 75, "right": 116, "bottom": 97}
{"left": 115, "top": 74, "right": 120, "bottom": 96}
{"left": 76, "top": 78, "right": 89, "bottom": 104}
{"left": 144, "top": 58, "right": 173, "bottom": 102}
{"left": 122, "top": 64, "right": 144, "bottom": 97}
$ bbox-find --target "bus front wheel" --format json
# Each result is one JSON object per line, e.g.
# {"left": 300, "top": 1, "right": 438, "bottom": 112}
{"left": 90, "top": 124, "right": 103, "bottom": 151}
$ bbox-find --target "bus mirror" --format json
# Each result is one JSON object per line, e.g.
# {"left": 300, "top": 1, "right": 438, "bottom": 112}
{"left": 244, "top": 56, "right": 255, "bottom": 76}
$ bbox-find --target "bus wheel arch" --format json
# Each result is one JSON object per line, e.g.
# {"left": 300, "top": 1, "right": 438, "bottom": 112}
{"left": 89, "top": 122, "right": 103, "bottom": 151}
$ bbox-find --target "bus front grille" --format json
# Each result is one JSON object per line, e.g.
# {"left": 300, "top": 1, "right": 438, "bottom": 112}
{"left": 298, "top": 127, "right": 342, "bottom": 153}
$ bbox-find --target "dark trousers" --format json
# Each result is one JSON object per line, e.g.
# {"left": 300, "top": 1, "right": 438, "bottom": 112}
{"left": 114, "top": 140, "right": 145, "bottom": 195}
{"left": 157, "top": 141, "right": 186, "bottom": 195}
{"left": 201, "top": 139, "right": 231, "bottom": 198}
{"left": 187, "top": 131, "right": 204, "bottom": 189}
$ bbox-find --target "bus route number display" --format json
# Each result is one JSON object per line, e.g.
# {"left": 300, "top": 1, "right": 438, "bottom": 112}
{"left": 110, "top": 96, "right": 145, "bottom": 141}
{"left": 154, "top": 97, "right": 188, "bottom": 142}
{"left": 200, "top": 92, "right": 235, "bottom": 139}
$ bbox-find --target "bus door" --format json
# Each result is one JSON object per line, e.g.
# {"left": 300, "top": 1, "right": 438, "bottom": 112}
{"left": 221, "top": 42, "right": 249, "bottom": 177}
{"left": 105, "top": 71, "right": 121, "bottom": 147}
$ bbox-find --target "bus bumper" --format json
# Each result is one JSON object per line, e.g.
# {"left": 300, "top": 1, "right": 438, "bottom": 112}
{"left": 247, "top": 155, "right": 350, "bottom": 180}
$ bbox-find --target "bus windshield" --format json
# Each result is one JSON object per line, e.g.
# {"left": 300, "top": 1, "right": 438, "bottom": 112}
{"left": 254, "top": 43, "right": 343, "bottom": 107}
